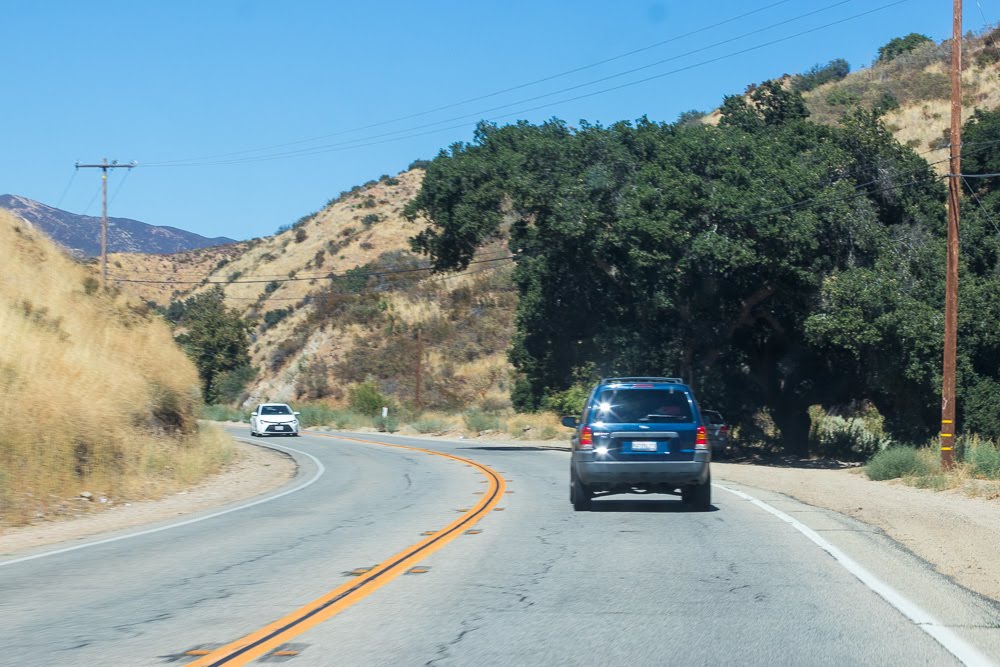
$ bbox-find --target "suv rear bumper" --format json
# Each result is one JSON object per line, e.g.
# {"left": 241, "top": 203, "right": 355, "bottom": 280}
{"left": 574, "top": 458, "right": 709, "bottom": 487}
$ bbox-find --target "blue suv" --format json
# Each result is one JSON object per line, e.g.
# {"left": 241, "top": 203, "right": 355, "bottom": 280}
{"left": 561, "top": 377, "right": 711, "bottom": 511}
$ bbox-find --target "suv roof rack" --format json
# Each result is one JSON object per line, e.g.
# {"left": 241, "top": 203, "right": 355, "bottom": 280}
{"left": 601, "top": 376, "right": 685, "bottom": 384}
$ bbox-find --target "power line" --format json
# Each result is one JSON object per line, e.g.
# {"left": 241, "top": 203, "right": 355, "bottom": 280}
{"left": 145, "top": 0, "right": 898, "bottom": 168}
{"left": 962, "top": 175, "right": 1000, "bottom": 237}
{"left": 54, "top": 169, "right": 77, "bottom": 210}
{"left": 142, "top": 0, "right": 798, "bottom": 167}
{"left": 109, "top": 254, "right": 514, "bottom": 285}
{"left": 179, "top": 262, "right": 515, "bottom": 302}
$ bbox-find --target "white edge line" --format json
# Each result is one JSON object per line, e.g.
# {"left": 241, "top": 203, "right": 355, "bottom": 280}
{"left": 0, "top": 439, "right": 325, "bottom": 568}
{"left": 714, "top": 483, "right": 997, "bottom": 667}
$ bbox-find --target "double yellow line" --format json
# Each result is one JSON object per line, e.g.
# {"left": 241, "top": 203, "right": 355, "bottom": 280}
{"left": 188, "top": 433, "right": 505, "bottom": 667}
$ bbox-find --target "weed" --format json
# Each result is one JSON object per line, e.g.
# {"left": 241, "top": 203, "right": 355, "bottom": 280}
{"left": 865, "top": 446, "right": 932, "bottom": 480}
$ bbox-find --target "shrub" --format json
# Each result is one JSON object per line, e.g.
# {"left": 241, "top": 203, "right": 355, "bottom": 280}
{"left": 262, "top": 307, "right": 292, "bottom": 330}
{"left": 791, "top": 58, "right": 851, "bottom": 92}
{"left": 964, "top": 439, "right": 1000, "bottom": 479}
{"left": 877, "top": 33, "right": 933, "bottom": 63}
{"left": 199, "top": 404, "right": 245, "bottom": 422}
{"left": 374, "top": 414, "right": 399, "bottom": 433}
{"left": 411, "top": 418, "right": 447, "bottom": 433}
{"left": 212, "top": 365, "right": 256, "bottom": 404}
{"left": 675, "top": 110, "right": 706, "bottom": 127}
{"left": 826, "top": 89, "right": 861, "bottom": 107}
{"left": 361, "top": 213, "right": 381, "bottom": 226}
{"left": 865, "top": 447, "right": 933, "bottom": 480}
{"left": 264, "top": 280, "right": 280, "bottom": 294}
{"left": 541, "top": 384, "right": 590, "bottom": 416}
{"left": 463, "top": 408, "right": 501, "bottom": 433}
{"left": 294, "top": 227, "right": 308, "bottom": 243}
{"left": 348, "top": 381, "right": 390, "bottom": 417}
{"left": 812, "top": 413, "right": 893, "bottom": 461}
{"left": 295, "top": 357, "right": 330, "bottom": 400}
{"left": 408, "top": 159, "right": 431, "bottom": 170}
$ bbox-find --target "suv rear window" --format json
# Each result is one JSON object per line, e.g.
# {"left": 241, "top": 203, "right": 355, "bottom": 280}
{"left": 591, "top": 389, "right": 694, "bottom": 423}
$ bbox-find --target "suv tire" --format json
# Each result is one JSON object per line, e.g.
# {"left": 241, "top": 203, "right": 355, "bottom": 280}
{"left": 570, "top": 469, "right": 592, "bottom": 511}
{"left": 682, "top": 472, "right": 712, "bottom": 510}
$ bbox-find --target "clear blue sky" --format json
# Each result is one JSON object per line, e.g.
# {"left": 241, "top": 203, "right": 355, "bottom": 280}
{"left": 1, "top": 0, "right": 990, "bottom": 241}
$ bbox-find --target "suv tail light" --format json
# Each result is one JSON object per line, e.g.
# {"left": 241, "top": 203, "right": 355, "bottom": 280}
{"left": 579, "top": 425, "right": 594, "bottom": 450}
{"left": 695, "top": 425, "right": 709, "bottom": 450}
{"left": 719, "top": 425, "right": 729, "bottom": 434}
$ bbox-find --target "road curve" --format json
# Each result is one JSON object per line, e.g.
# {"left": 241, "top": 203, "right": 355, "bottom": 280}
{"left": 0, "top": 428, "right": 997, "bottom": 666}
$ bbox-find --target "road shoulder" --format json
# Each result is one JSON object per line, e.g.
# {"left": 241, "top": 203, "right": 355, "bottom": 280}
{"left": 0, "top": 438, "right": 295, "bottom": 557}
{"left": 714, "top": 461, "right": 1000, "bottom": 603}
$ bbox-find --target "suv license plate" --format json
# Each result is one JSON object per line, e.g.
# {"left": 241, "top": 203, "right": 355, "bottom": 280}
{"left": 631, "top": 441, "right": 657, "bottom": 451}
{"left": 275, "top": 425, "right": 286, "bottom": 430}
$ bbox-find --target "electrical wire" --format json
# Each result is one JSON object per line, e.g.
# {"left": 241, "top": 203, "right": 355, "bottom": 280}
{"left": 142, "top": 0, "right": 799, "bottom": 167}
{"left": 109, "top": 254, "right": 513, "bottom": 285}
{"left": 54, "top": 169, "right": 77, "bottom": 210}
{"left": 144, "top": 0, "right": 899, "bottom": 168}
{"left": 108, "top": 168, "right": 132, "bottom": 207}
{"left": 962, "top": 175, "right": 1000, "bottom": 237}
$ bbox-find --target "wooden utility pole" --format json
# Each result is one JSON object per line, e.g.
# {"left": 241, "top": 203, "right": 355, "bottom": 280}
{"left": 941, "top": 0, "right": 962, "bottom": 469}
{"left": 415, "top": 327, "right": 423, "bottom": 410}
{"left": 75, "top": 159, "right": 136, "bottom": 286}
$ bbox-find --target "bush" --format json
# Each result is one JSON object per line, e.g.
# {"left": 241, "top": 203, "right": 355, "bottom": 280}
{"left": 812, "top": 413, "right": 893, "bottom": 461}
{"left": 877, "top": 33, "right": 933, "bottom": 63}
{"left": 411, "top": 418, "right": 447, "bottom": 433}
{"left": 294, "top": 227, "right": 308, "bottom": 243}
{"left": 964, "top": 439, "right": 1000, "bottom": 479}
{"left": 361, "top": 213, "right": 381, "bottom": 227}
{"left": 541, "top": 384, "right": 589, "bottom": 416}
{"left": 262, "top": 307, "right": 292, "bottom": 330}
{"left": 463, "top": 408, "right": 502, "bottom": 433}
{"left": 212, "top": 365, "right": 256, "bottom": 404}
{"left": 199, "top": 404, "right": 245, "bottom": 422}
{"left": 374, "top": 414, "right": 399, "bottom": 433}
{"left": 348, "top": 381, "right": 390, "bottom": 417}
{"left": 865, "top": 447, "right": 933, "bottom": 480}
{"left": 792, "top": 58, "right": 851, "bottom": 92}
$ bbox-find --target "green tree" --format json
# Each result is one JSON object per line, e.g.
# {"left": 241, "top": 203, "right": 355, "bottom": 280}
{"left": 791, "top": 58, "right": 851, "bottom": 92}
{"left": 174, "top": 287, "right": 252, "bottom": 403}
{"left": 877, "top": 33, "right": 933, "bottom": 63}
{"left": 408, "top": 107, "right": 957, "bottom": 453}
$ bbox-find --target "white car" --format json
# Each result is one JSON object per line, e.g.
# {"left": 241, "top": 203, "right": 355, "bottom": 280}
{"left": 250, "top": 403, "right": 300, "bottom": 437}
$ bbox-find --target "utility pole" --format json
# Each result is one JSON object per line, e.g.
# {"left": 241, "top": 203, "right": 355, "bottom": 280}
{"left": 941, "top": 0, "right": 962, "bottom": 470}
{"left": 415, "top": 327, "right": 423, "bottom": 410}
{"left": 75, "top": 158, "right": 136, "bottom": 286}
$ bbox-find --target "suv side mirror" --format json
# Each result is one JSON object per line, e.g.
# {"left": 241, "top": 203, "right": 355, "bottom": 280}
{"left": 250, "top": 411, "right": 257, "bottom": 417}
{"left": 293, "top": 411, "right": 301, "bottom": 416}
{"left": 561, "top": 416, "right": 579, "bottom": 428}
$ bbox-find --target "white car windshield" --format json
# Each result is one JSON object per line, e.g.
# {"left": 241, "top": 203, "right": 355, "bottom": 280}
{"left": 260, "top": 405, "right": 292, "bottom": 415}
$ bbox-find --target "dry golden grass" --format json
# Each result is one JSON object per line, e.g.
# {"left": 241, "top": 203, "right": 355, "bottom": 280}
{"left": 0, "top": 212, "right": 233, "bottom": 525}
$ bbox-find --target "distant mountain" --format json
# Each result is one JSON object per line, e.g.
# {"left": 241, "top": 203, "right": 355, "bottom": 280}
{"left": 0, "top": 195, "right": 236, "bottom": 256}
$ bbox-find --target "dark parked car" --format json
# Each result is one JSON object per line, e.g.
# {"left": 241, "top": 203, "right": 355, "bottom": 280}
{"left": 702, "top": 410, "right": 730, "bottom": 457}
{"left": 561, "top": 377, "right": 711, "bottom": 511}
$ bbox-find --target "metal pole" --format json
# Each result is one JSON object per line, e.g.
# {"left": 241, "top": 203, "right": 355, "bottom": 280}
{"left": 941, "top": 0, "right": 962, "bottom": 470}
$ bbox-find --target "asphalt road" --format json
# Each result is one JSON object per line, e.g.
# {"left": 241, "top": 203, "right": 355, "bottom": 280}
{"left": 1, "top": 428, "right": 998, "bottom": 666}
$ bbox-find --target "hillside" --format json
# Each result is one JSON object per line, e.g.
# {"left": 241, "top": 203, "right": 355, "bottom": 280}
{"left": 0, "top": 210, "right": 232, "bottom": 525}
{"left": 112, "top": 169, "right": 518, "bottom": 411}
{"left": 0, "top": 194, "right": 236, "bottom": 257}
{"left": 704, "top": 27, "right": 1000, "bottom": 171}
